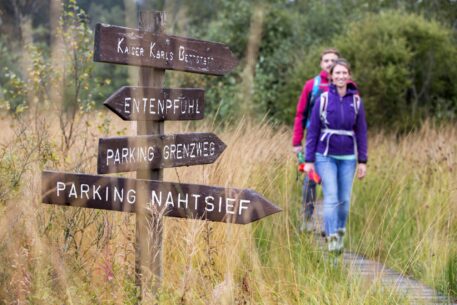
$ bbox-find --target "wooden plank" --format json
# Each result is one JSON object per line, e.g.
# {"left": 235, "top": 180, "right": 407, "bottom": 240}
{"left": 104, "top": 87, "right": 204, "bottom": 121}
{"left": 41, "top": 171, "right": 282, "bottom": 225}
{"left": 97, "top": 132, "right": 226, "bottom": 174}
{"left": 93, "top": 23, "right": 239, "bottom": 75}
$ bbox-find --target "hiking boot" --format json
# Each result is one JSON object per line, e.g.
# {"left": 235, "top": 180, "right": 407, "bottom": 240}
{"left": 300, "top": 220, "right": 315, "bottom": 233}
{"left": 327, "top": 234, "right": 338, "bottom": 252}
{"left": 336, "top": 228, "right": 346, "bottom": 252}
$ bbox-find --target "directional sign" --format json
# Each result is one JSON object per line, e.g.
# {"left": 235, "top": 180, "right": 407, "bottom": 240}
{"left": 97, "top": 133, "right": 226, "bottom": 174}
{"left": 41, "top": 171, "right": 281, "bottom": 224}
{"left": 94, "top": 23, "right": 239, "bottom": 76}
{"left": 104, "top": 87, "right": 204, "bottom": 121}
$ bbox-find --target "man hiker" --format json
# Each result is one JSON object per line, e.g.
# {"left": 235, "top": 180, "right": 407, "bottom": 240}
{"left": 292, "top": 48, "right": 340, "bottom": 233}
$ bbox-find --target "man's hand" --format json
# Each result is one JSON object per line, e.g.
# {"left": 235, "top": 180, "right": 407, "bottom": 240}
{"left": 357, "top": 163, "right": 367, "bottom": 180}
{"left": 293, "top": 146, "right": 302, "bottom": 154}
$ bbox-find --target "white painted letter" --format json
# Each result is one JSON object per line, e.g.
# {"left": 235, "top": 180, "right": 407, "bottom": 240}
{"left": 106, "top": 149, "right": 114, "bottom": 166}
{"left": 226, "top": 198, "right": 236, "bottom": 214}
{"left": 113, "top": 187, "right": 123, "bottom": 202}
{"left": 56, "top": 182, "right": 66, "bottom": 197}
{"left": 93, "top": 185, "right": 102, "bottom": 200}
{"left": 205, "top": 196, "right": 214, "bottom": 212}
{"left": 150, "top": 42, "right": 156, "bottom": 57}
{"left": 124, "top": 97, "right": 131, "bottom": 114}
{"left": 80, "top": 184, "right": 90, "bottom": 199}
{"left": 179, "top": 46, "right": 185, "bottom": 61}
{"left": 151, "top": 190, "right": 162, "bottom": 207}
{"left": 117, "top": 38, "right": 125, "bottom": 53}
{"left": 239, "top": 199, "right": 249, "bottom": 215}
{"left": 192, "top": 194, "right": 201, "bottom": 210}
{"left": 178, "top": 193, "right": 188, "bottom": 209}
{"left": 127, "top": 189, "right": 136, "bottom": 204}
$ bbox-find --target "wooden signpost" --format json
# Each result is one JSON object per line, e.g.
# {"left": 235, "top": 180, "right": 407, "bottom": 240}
{"left": 42, "top": 10, "right": 280, "bottom": 302}
{"left": 97, "top": 132, "right": 226, "bottom": 174}
{"left": 134, "top": 11, "right": 166, "bottom": 299}
{"left": 104, "top": 87, "right": 204, "bottom": 121}
{"left": 94, "top": 23, "right": 239, "bottom": 76}
{"left": 42, "top": 171, "right": 281, "bottom": 224}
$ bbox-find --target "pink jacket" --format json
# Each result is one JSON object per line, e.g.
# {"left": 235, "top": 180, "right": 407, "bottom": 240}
{"left": 292, "top": 70, "right": 330, "bottom": 146}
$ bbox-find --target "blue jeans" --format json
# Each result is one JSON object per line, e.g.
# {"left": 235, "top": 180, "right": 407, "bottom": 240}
{"left": 315, "top": 154, "right": 356, "bottom": 236}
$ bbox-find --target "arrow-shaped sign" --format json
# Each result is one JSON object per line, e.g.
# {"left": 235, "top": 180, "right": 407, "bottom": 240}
{"left": 104, "top": 87, "right": 204, "bottom": 121}
{"left": 94, "top": 23, "right": 239, "bottom": 76}
{"left": 97, "top": 133, "right": 226, "bottom": 174}
{"left": 41, "top": 171, "right": 281, "bottom": 224}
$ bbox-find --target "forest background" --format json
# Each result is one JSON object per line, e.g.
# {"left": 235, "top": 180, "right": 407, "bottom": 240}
{"left": 1, "top": 0, "right": 457, "bottom": 130}
{"left": 0, "top": 0, "right": 457, "bottom": 304}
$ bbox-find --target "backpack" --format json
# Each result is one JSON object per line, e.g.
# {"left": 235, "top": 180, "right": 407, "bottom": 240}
{"left": 304, "top": 75, "right": 322, "bottom": 129}
{"left": 318, "top": 91, "right": 361, "bottom": 156}
{"left": 319, "top": 91, "right": 361, "bottom": 127}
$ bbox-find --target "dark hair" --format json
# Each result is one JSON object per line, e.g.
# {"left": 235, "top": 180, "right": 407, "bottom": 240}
{"left": 320, "top": 48, "right": 341, "bottom": 61}
{"left": 329, "top": 58, "right": 351, "bottom": 75}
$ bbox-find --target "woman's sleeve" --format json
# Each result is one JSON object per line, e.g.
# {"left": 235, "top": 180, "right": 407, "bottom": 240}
{"left": 305, "top": 98, "right": 322, "bottom": 163}
{"left": 354, "top": 99, "right": 368, "bottom": 163}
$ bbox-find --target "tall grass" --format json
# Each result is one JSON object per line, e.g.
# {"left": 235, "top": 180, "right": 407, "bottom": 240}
{"left": 349, "top": 121, "right": 457, "bottom": 300}
{"left": 0, "top": 112, "right": 408, "bottom": 304}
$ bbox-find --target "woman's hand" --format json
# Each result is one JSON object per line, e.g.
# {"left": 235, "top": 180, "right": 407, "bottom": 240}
{"left": 357, "top": 163, "right": 367, "bottom": 180}
{"left": 304, "top": 163, "right": 315, "bottom": 174}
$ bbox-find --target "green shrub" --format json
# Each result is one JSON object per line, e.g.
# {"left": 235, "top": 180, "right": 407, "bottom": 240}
{"left": 333, "top": 11, "right": 457, "bottom": 130}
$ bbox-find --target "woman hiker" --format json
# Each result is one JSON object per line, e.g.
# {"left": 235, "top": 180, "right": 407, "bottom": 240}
{"left": 304, "top": 59, "right": 368, "bottom": 253}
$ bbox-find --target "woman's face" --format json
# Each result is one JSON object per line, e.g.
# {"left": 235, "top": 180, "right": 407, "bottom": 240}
{"left": 331, "top": 64, "right": 350, "bottom": 88}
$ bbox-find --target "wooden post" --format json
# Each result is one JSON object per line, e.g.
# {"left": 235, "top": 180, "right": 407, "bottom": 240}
{"left": 135, "top": 10, "right": 165, "bottom": 301}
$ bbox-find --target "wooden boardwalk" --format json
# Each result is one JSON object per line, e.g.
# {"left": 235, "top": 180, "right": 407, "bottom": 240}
{"left": 310, "top": 203, "right": 456, "bottom": 305}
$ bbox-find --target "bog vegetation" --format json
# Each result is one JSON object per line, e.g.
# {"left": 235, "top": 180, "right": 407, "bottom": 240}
{"left": 0, "top": 112, "right": 411, "bottom": 304}
{"left": 0, "top": 0, "right": 456, "bottom": 304}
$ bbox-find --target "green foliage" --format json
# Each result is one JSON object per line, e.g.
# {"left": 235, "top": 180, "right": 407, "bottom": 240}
{"left": 202, "top": 0, "right": 457, "bottom": 127}
{"left": 58, "top": 0, "right": 98, "bottom": 113}
{"left": 0, "top": 115, "right": 58, "bottom": 207}
{"left": 193, "top": 0, "right": 361, "bottom": 124}
{"left": 253, "top": 6, "right": 308, "bottom": 123}
{"left": 167, "top": 0, "right": 355, "bottom": 123}
{"left": 164, "top": 0, "right": 252, "bottom": 122}
{"left": 86, "top": 1, "right": 128, "bottom": 104}
{"left": 332, "top": 11, "right": 457, "bottom": 130}
{"left": 445, "top": 254, "right": 457, "bottom": 296}
{"left": 0, "top": 148, "right": 23, "bottom": 203}
{"left": 201, "top": 0, "right": 252, "bottom": 120}
{"left": 1, "top": 69, "right": 28, "bottom": 113}
{"left": 1, "top": 0, "right": 457, "bottom": 128}
{"left": 0, "top": 35, "right": 22, "bottom": 111}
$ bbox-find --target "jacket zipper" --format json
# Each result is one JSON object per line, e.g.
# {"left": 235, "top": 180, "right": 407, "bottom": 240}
{"left": 340, "top": 96, "right": 344, "bottom": 128}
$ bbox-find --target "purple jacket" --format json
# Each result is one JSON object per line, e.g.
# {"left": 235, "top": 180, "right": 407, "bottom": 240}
{"left": 305, "top": 83, "right": 368, "bottom": 163}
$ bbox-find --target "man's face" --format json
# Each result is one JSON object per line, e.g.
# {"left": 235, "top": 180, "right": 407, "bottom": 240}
{"left": 320, "top": 53, "right": 339, "bottom": 73}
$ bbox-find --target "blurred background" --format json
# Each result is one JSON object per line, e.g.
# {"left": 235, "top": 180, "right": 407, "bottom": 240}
{"left": 0, "top": 1, "right": 456, "bottom": 304}
{"left": 1, "top": 0, "right": 456, "bottom": 130}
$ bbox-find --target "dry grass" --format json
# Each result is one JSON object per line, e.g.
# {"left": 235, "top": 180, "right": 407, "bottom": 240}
{"left": 0, "top": 111, "right": 408, "bottom": 304}
{"left": 349, "top": 121, "right": 457, "bottom": 300}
